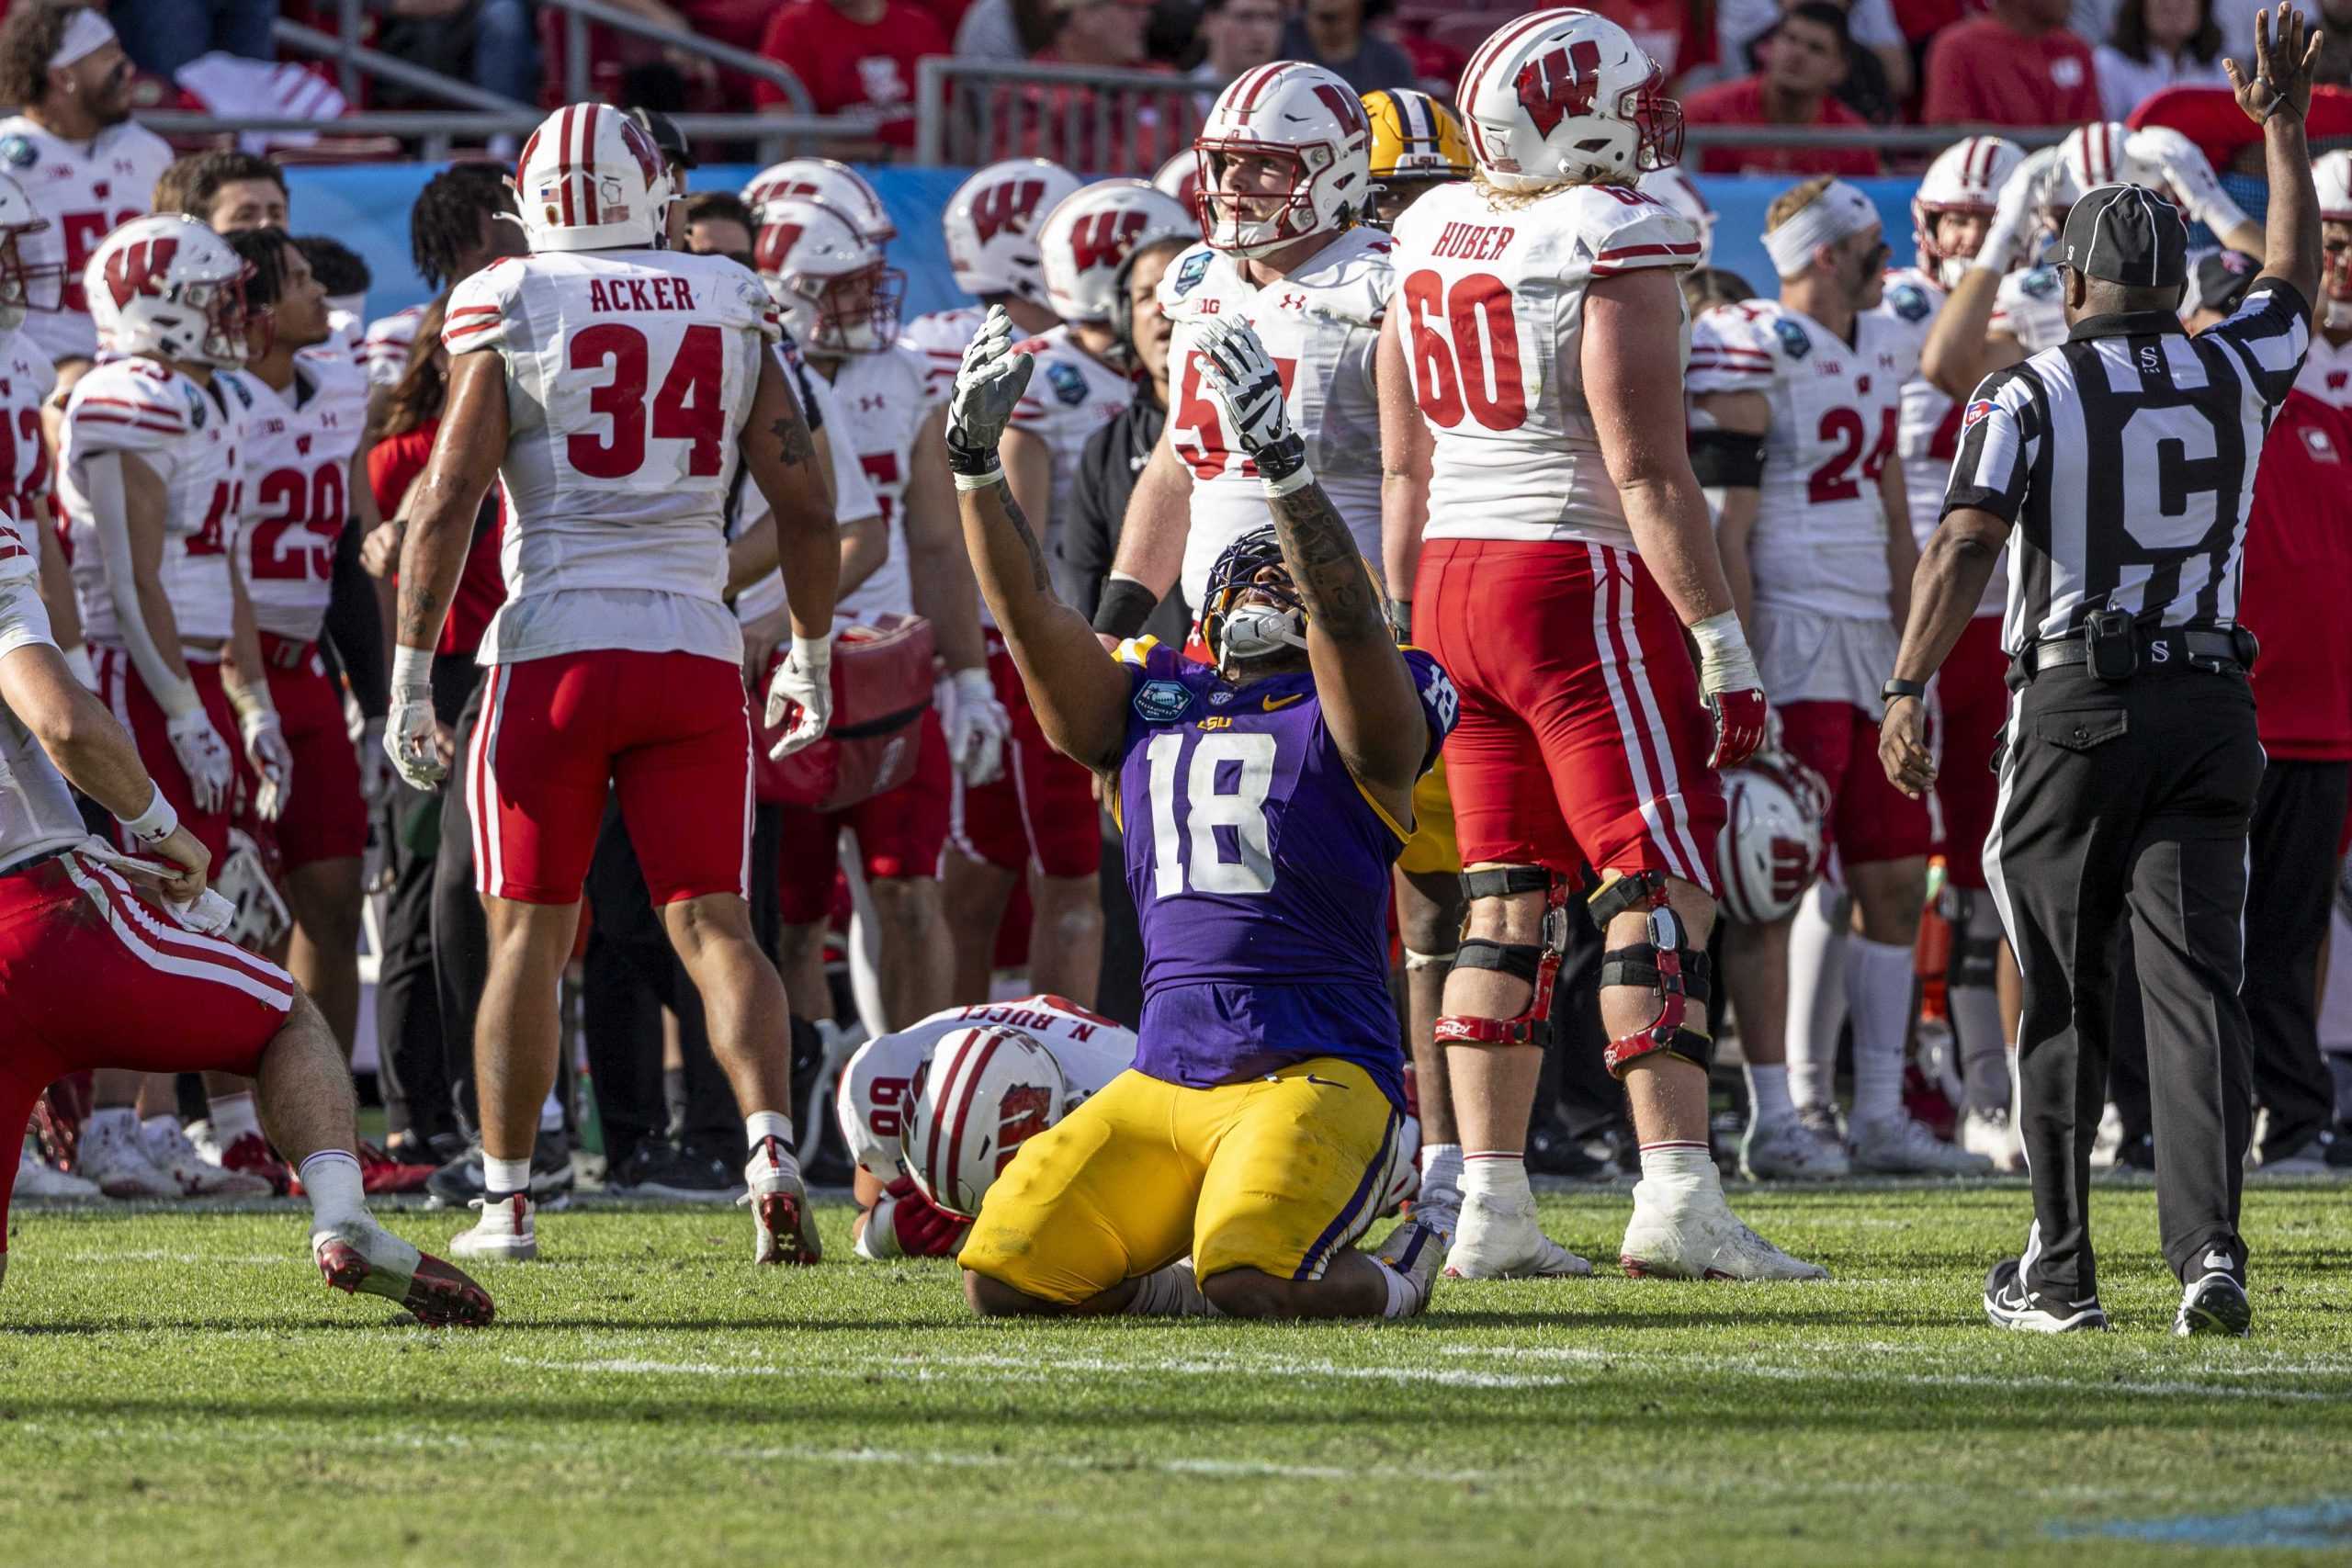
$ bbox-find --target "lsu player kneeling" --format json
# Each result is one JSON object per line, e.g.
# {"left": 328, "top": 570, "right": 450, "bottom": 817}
{"left": 944, "top": 306, "right": 1448, "bottom": 1319}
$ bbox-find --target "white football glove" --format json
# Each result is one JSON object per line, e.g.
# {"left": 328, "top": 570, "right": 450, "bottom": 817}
{"left": 944, "top": 306, "right": 1035, "bottom": 487}
{"left": 943, "top": 665, "right": 1010, "bottom": 787}
{"left": 164, "top": 707, "right": 235, "bottom": 815}
{"left": 1979, "top": 146, "right": 2062, "bottom": 276}
{"left": 2127, "top": 126, "right": 2250, "bottom": 237}
{"left": 1193, "top": 315, "right": 1310, "bottom": 492}
{"left": 356, "top": 716, "right": 396, "bottom": 807}
{"left": 386, "top": 671, "right": 446, "bottom": 792}
{"left": 238, "top": 705, "right": 290, "bottom": 822}
{"left": 764, "top": 634, "right": 833, "bottom": 760}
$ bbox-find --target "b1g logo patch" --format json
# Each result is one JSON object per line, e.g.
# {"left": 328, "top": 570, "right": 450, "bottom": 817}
{"left": 1773, "top": 318, "right": 1810, "bottom": 361}
{"left": 1046, "top": 361, "right": 1087, "bottom": 406}
{"left": 1887, "top": 282, "right": 1931, "bottom": 322}
{"left": 1134, "top": 679, "right": 1193, "bottom": 723}
{"left": 1171, "top": 251, "right": 1211, "bottom": 297}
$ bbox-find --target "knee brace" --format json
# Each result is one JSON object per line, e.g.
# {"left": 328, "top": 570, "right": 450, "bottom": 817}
{"left": 1941, "top": 887, "right": 2001, "bottom": 991}
{"left": 1433, "top": 867, "right": 1565, "bottom": 1048}
{"left": 1589, "top": 871, "right": 1715, "bottom": 1077}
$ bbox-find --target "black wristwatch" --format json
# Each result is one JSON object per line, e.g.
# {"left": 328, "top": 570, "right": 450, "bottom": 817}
{"left": 1880, "top": 678, "right": 1928, "bottom": 711}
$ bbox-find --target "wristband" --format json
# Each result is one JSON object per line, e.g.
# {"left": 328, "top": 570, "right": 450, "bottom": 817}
{"left": 224, "top": 679, "right": 273, "bottom": 724}
{"left": 952, "top": 466, "right": 1004, "bottom": 492}
{"left": 1091, "top": 576, "right": 1159, "bottom": 640}
{"left": 391, "top": 643, "right": 432, "bottom": 696}
{"left": 116, "top": 781, "right": 179, "bottom": 845}
{"left": 1881, "top": 678, "right": 1928, "bottom": 709}
{"left": 1688, "top": 609, "right": 1758, "bottom": 689}
{"left": 1252, "top": 433, "right": 1312, "bottom": 497}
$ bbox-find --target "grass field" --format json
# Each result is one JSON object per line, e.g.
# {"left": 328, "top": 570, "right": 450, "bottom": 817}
{"left": 2, "top": 1179, "right": 2347, "bottom": 1567}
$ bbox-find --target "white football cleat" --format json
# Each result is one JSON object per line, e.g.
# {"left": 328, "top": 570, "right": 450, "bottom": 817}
{"left": 141, "top": 1116, "right": 273, "bottom": 1197}
{"left": 15, "top": 1145, "right": 99, "bottom": 1199}
{"left": 1370, "top": 1218, "right": 1447, "bottom": 1315}
{"left": 1850, "top": 1115, "right": 1996, "bottom": 1176}
{"left": 1619, "top": 1181, "right": 1829, "bottom": 1280}
{"left": 77, "top": 1114, "right": 181, "bottom": 1199}
{"left": 448, "top": 1192, "right": 537, "bottom": 1260}
{"left": 1960, "top": 1108, "right": 2024, "bottom": 1172}
{"left": 741, "top": 1135, "right": 820, "bottom": 1265}
{"left": 1740, "top": 1115, "right": 1849, "bottom": 1181}
{"left": 1442, "top": 1190, "right": 1592, "bottom": 1279}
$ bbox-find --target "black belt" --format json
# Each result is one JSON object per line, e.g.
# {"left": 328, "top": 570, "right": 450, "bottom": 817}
{"left": 2013, "top": 626, "right": 2250, "bottom": 682}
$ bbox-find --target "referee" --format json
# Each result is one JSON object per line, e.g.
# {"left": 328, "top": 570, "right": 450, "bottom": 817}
{"left": 1879, "top": 2, "right": 2324, "bottom": 1339}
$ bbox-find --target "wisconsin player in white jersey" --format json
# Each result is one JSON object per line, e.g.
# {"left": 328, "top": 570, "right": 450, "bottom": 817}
{"left": 1690, "top": 177, "right": 1984, "bottom": 1179}
{"left": 386, "top": 105, "right": 842, "bottom": 1269}
{"left": 1387, "top": 9, "right": 1819, "bottom": 1282}
{"left": 2301, "top": 150, "right": 2352, "bottom": 407}
{"left": 837, "top": 995, "right": 1136, "bottom": 1259}
{"left": 0, "top": 175, "right": 61, "bottom": 628}
{"left": 0, "top": 6, "right": 169, "bottom": 366}
{"left": 755, "top": 195, "right": 1008, "bottom": 1032}
{"left": 901, "top": 159, "right": 1082, "bottom": 404}
{"left": 1103, "top": 62, "right": 1389, "bottom": 622}
{"left": 941, "top": 179, "right": 1190, "bottom": 1012}
{"left": 221, "top": 228, "right": 383, "bottom": 1071}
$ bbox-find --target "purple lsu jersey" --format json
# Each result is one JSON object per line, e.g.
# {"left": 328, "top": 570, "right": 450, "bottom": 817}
{"left": 1111, "top": 637, "right": 1458, "bottom": 1107}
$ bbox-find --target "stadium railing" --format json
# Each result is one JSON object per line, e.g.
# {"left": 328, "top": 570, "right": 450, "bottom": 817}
{"left": 137, "top": 112, "right": 861, "bottom": 164}
{"left": 915, "top": 59, "right": 1206, "bottom": 176}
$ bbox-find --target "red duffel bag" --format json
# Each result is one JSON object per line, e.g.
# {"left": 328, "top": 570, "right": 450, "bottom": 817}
{"left": 755, "top": 614, "right": 937, "bottom": 812}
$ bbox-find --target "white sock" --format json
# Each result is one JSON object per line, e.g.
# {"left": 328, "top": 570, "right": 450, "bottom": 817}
{"left": 87, "top": 1106, "right": 138, "bottom": 1142}
{"left": 208, "top": 1092, "right": 261, "bottom": 1144}
{"left": 539, "top": 1089, "right": 564, "bottom": 1134}
{"left": 1637, "top": 1139, "right": 1722, "bottom": 1202}
{"left": 1745, "top": 1062, "right": 1796, "bottom": 1130}
{"left": 1371, "top": 1255, "right": 1425, "bottom": 1318}
{"left": 298, "top": 1150, "right": 368, "bottom": 1230}
{"left": 1123, "top": 1260, "right": 1216, "bottom": 1316}
{"left": 1419, "top": 1142, "right": 1464, "bottom": 1203}
{"left": 1846, "top": 936, "right": 1916, "bottom": 1129}
{"left": 1785, "top": 886, "right": 1849, "bottom": 1112}
{"left": 482, "top": 1155, "right": 532, "bottom": 1197}
{"left": 746, "top": 1111, "right": 794, "bottom": 1154}
{"left": 1461, "top": 1150, "right": 1530, "bottom": 1204}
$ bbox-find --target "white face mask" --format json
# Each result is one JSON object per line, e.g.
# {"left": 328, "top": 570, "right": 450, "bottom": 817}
{"left": 2326, "top": 293, "right": 2352, "bottom": 332}
{"left": 1218, "top": 603, "right": 1307, "bottom": 662}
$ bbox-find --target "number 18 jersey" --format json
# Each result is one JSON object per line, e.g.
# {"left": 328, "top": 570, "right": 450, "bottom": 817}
{"left": 1388, "top": 179, "right": 1702, "bottom": 552}
{"left": 442, "top": 248, "right": 781, "bottom": 666}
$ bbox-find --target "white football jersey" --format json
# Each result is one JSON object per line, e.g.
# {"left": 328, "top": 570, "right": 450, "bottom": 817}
{"left": 2296, "top": 330, "right": 2352, "bottom": 409}
{"left": 1687, "top": 298, "right": 1916, "bottom": 620}
{"left": 1005, "top": 323, "right": 1131, "bottom": 534}
{"left": 442, "top": 249, "right": 781, "bottom": 667}
{"left": 0, "top": 558, "right": 85, "bottom": 868}
{"left": 820, "top": 344, "right": 929, "bottom": 626}
{"left": 900, "top": 305, "right": 986, "bottom": 407}
{"left": 835, "top": 995, "right": 1136, "bottom": 1180}
{"left": 239, "top": 355, "right": 368, "bottom": 641}
{"left": 1159, "top": 228, "right": 1389, "bottom": 610}
{"left": 0, "top": 118, "right": 172, "bottom": 364}
{"left": 1875, "top": 267, "right": 2005, "bottom": 619}
{"left": 0, "top": 327, "right": 57, "bottom": 547}
{"left": 61, "top": 356, "right": 247, "bottom": 648}
{"left": 356, "top": 304, "right": 424, "bottom": 389}
{"left": 1389, "top": 180, "right": 1702, "bottom": 552}
{"left": 1991, "top": 264, "right": 2067, "bottom": 355}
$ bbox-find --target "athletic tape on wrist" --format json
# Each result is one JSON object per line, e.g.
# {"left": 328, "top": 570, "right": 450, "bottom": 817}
{"left": 952, "top": 467, "right": 1004, "bottom": 491}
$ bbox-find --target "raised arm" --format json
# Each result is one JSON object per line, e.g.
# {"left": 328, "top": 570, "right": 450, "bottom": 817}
{"left": 1920, "top": 150, "right": 2052, "bottom": 400}
{"left": 943, "top": 308, "right": 1130, "bottom": 774}
{"left": 1584, "top": 266, "right": 1765, "bottom": 768}
{"left": 1194, "top": 315, "right": 1425, "bottom": 807}
{"left": 2225, "top": 2, "right": 2325, "bottom": 310}
{"left": 1376, "top": 310, "right": 1433, "bottom": 643}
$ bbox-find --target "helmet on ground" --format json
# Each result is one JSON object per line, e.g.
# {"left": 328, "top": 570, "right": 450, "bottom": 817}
{"left": 1193, "top": 60, "right": 1374, "bottom": 257}
{"left": 754, "top": 197, "right": 905, "bottom": 355}
{"left": 901, "top": 1025, "right": 1069, "bottom": 1219}
{"left": 745, "top": 157, "right": 896, "bottom": 245}
{"left": 1457, "top": 9, "right": 1681, "bottom": 193}
{"left": 1039, "top": 179, "right": 1193, "bottom": 324}
{"left": 1912, "top": 135, "right": 2023, "bottom": 288}
{"left": 94, "top": 215, "right": 262, "bottom": 367}
{"left": 1715, "top": 752, "right": 1829, "bottom": 925}
{"left": 944, "top": 158, "right": 1085, "bottom": 307}
{"left": 514, "top": 102, "right": 674, "bottom": 254}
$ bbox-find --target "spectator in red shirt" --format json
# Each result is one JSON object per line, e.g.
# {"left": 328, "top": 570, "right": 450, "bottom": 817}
{"left": 755, "top": 0, "right": 951, "bottom": 152}
{"left": 1921, "top": 0, "right": 2102, "bottom": 126}
{"left": 1682, "top": 4, "right": 1882, "bottom": 175}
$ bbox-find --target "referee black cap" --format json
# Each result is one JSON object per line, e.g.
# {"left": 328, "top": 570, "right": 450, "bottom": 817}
{"left": 2060, "top": 183, "right": 2188, "bottom": 288}
{"left": 2185, "top": 248, "right": 2260, "bottom": 317}
{"left": 625, "top": 107, "right": 696, "bottom": 170}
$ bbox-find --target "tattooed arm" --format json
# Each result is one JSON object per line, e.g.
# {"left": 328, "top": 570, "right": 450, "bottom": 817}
{"left": 740, "top": 346, "right": 840, "bottom": 641}
{"left": 391, "top": 349, "right": 508, "bottom": 655}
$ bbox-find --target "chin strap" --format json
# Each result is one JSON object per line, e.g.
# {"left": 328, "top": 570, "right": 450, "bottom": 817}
{"left": 1589, "top": 871, "right": 1714, "bottom": 1078}
{"left": 1434, "top": 867, "right": 1566, "bottom": 1048}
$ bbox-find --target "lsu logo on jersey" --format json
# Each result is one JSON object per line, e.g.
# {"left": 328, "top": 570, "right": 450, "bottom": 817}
{"left": 1134, "top": 679, "right": 1193, "bottom": 723}
{"left": 1887, "top": 282, "right": 1932, "bottom": 322}
{"left": 1773, "top": 318, "right": 1811, "bottom": 361}
{"left": 1046, "top": 360, "right": 1088, "bottom": 407}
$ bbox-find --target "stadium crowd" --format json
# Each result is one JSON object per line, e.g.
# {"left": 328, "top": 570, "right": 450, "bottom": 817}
{"left": 0, "top": 0, "right": 2346, "bottom": 1333}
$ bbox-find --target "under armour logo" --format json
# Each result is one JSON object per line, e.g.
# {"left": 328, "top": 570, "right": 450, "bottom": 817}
{"left": 1276, "top": 291, "right": 1305, "bottom": 310}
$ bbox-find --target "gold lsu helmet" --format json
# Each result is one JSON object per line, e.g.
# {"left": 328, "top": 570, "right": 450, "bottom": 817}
{"left": 1363, "top": 88, "right": 1471, "bottom": 188}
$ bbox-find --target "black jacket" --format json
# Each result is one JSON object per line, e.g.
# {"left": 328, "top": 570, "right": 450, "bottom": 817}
{"left": 1055, "top": 387, "right": 1192, "bottom": 648}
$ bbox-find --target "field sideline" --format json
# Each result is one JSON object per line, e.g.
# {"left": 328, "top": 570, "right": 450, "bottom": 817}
{"left": 2, "top": 1182, "right": 2346, "bottom": 1567}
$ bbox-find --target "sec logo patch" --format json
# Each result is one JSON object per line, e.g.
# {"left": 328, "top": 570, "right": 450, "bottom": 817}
{"left": 1134, "top": 679, "right": 1193, "bottom": 723}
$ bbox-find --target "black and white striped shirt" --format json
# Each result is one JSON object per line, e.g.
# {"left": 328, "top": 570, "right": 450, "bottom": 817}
{"left": 1942, "top": 280, "right": 2311, "bottom": 652}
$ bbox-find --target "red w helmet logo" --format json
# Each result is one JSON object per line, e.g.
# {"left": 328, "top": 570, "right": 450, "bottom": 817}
{"left": 615, "top": 113, "right": 663, "bottom": 190}
{"left": 1068, "top": 209, "right": 1147, "bottom": 274}
{"left": 754, "top": 221, "right": 805, "bottom": 275}
{"left": 104, "top": 236, "right": 178, "bottom": 310}
{"left": 1515, "top": 39, "right": 1604, "bottom": 139}
{"left": 971, "top": 178, "right": 1044, "bottom": 245}
{"left": 992, "top": 1085, "right": 1056, "bottom": 1173}
{"left": 1311, "top": 83, "right": 1371, "bottom": 148}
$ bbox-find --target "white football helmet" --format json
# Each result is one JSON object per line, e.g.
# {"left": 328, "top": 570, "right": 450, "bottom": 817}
{"left": 1636, "top": 165, "right": 1714, "bottom": 265}
{"left": 744, "top": 157, "right": 895, "bottom": 245}
{"left": 514, "top": 102, "right": 673, "bottom": 254}
{"left": 944, "top": 159, "right": 1085, "bottom": 308}
{"left": 1912, "top": 134, "right": 2023, "bottom": 288}
{"left": 2317, "top": 149, "right": 2352, "bottom": 325}
{"left": 1039, "top": 179, "right": 1193, "bottom": 324}
{"left": 93, "top": 215, "right": 261, "bottom": 367}
{"left": 0, "top": 175, "right": 56, "bottom": 332}
{"left": 1458, "top": 8, "right": 1681, "bottom": 194}
{"left": 1193, "top": 60, "right": 1374, "bottom": 257}
{"left": 754, "top": 197, "right": 904, "bottom": 355}
{"left": 1715, "top": 752, "right": 1829, "bottom": 926}
{"left": 1153, "top": 149, "right": 1200, "bottom": 210}
{"left": 902, "top": 1025, "right": 1069, "bottom": 1220}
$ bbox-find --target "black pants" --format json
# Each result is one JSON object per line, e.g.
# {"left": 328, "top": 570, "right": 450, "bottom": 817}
{"left": 430, "top": 665, "right": 494, "bottom": 1137}
{"left": 1990, "top": 665, "right": 2260, "bottom": 1298}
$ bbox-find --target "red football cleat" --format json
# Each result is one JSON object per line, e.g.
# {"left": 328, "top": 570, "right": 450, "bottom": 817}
{"left": 357, "top": 1142, "right": 438, "bottom": 1195}
{"left": 314, "top": 1222, "right": 496, "bottom": 1328}
{"left": 218, "top": 1131, "right": 294, "bottom": 1196}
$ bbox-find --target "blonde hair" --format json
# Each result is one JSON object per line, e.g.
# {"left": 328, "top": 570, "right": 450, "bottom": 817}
{"left": 1470, "top": 167, "right": 1637, "bottom": 213}
{"left": 1765, "top": 175, "right": 1840, "bottom": 233}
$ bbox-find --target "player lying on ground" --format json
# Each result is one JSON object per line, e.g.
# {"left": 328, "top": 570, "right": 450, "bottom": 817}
{"left": 943, "top": 308, "right": 1445, "bottom": 1319}
{"left": 0, "top": 540, "right": 491, "bottom": 1325}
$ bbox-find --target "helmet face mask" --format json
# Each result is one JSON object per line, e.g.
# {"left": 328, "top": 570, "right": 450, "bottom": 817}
{"left": 0, "top": 225, "right": 59, "bottom": 332}
{"left": 1192, "top": 62, "right": 1373, "bottom": 259}
{"left": 1200, "top": 525, "right": 1309, "bottom": 673}
{"left": 757, "top": 197, "right": 904, "bottom": 354}
{"left": 1194, "top": 141, "right": 1329, "bottom": 256}
{"left": 792, "top": 263, "right": 906, "bottom": 355}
